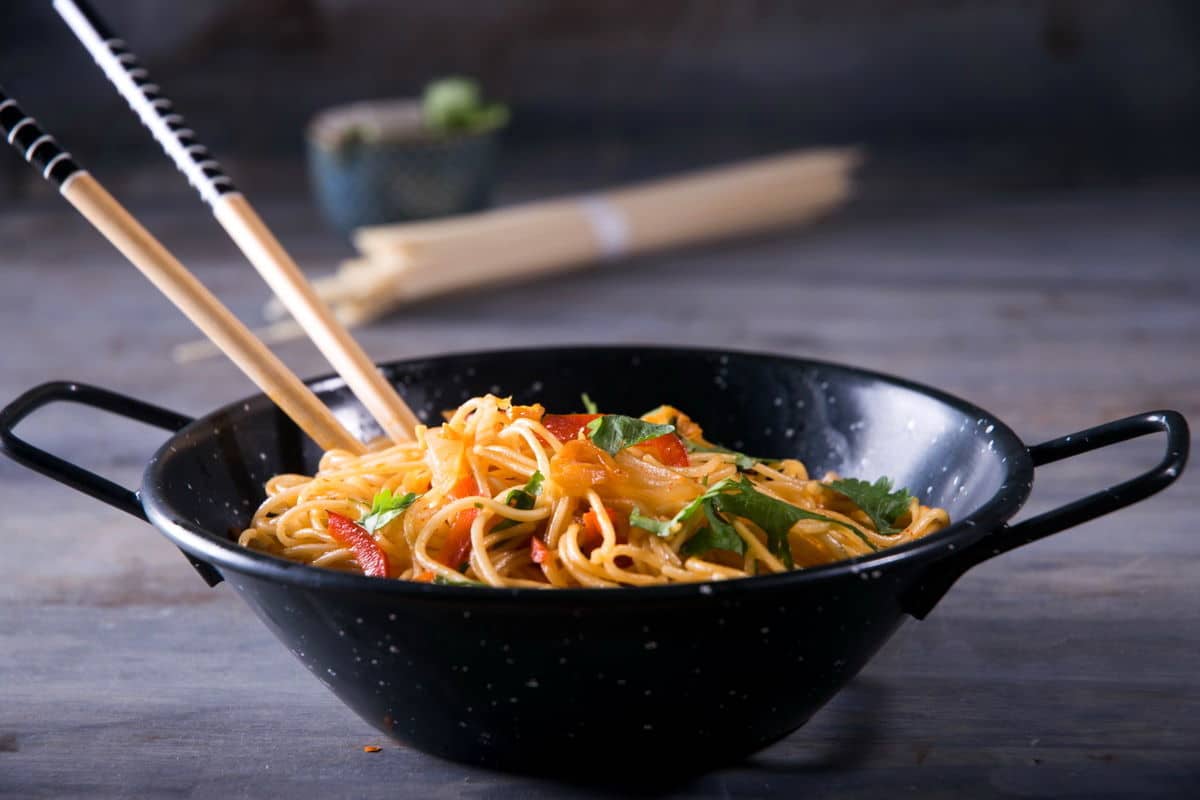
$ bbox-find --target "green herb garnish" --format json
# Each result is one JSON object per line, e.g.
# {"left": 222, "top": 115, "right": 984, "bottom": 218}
{"left": 629, "top": 506, "right": 673, "bottom": 536}
{"left": 630, "top": 475, "right": 873, "bottom": 567}
{"left": 433, "top": 573, "right": 483, "bottom": 586}
{"left": 629, "top": 478, "right": 738, "bottom": 538}
{"left": 494, "top": 471, "right": 544, "bottom": 531}
{"left": 682, "top": 439, "right": 763, "bottom": 470}
{"left": 826, "top": 477, "right": 913, "bottom": 535}
{"left": 585, "top": 415, "right": 675, "bottom": 456}
{"left": 712, "top": 477, "right": 875, "bottom": 567}
{"left": 359, "top": 488, "right": 421, "bottom": 533}
{"left": 680, "top": 502, "right": 746, "bottom": 558}
{"left": 581, "top": 393, "right": 599, "bottom": 414}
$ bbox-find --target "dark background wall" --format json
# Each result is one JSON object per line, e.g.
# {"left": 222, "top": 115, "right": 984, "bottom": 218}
{"left": 2, "top": 0, "right": 1199, "bottom": 196}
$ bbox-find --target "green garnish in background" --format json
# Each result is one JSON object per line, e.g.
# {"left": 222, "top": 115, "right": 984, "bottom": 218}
{"left": 423, "top": 77, "right": 509, "bottom": 135}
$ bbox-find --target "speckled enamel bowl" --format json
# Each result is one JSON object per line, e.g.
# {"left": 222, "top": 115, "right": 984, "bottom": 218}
{"left": 0, "top": 347, "right": 1186, "bottom": 771}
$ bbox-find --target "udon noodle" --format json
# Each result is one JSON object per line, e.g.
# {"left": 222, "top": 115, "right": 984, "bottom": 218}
{"left": 239, "top": 395, "right": 949, "bottom": 587}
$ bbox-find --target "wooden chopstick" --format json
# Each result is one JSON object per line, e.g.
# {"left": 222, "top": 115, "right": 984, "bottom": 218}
{"left": 0, "top": 87, "right": 364, "bottom": 455}
{"left": 54, "top": 0, "right": 421, "bottom": 443}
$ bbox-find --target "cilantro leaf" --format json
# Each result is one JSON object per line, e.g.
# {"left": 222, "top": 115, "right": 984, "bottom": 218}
{"left": 682, "top": 439, "right": 763, "bottom": 470}
{"left": 494, "top": 471, "right": 544, "bottom": 531}
{"left": 585, "top": 415, "right": 675, "bottom": 456}
{"left": 826, "top": 477, "right": 913, "bottom": 535}
{"left": 629, "top": 477, "right": 739, "bottom": 538}
{"left": 629, "top": 506, "right": 673, "bottom": 536}
{"left": 580, "top": 392, "right": 599, "bottom": 414}
{"left": 359, "top": 488, "right": 421, "bottom": 533}
{"left": 681, "top": 502, "right": 746, "bottom": 558}
{"left": 710, "top": 477, "right": 876, "bottom": 567}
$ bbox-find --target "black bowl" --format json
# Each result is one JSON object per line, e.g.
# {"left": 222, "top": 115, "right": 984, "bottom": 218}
{"left": 0, "top": 347, "right": 1187, "bottom": 771}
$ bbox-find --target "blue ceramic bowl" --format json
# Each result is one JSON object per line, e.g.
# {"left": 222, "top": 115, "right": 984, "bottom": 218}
{"left": 306, "top": 99, "right": 498, "bottom": 233}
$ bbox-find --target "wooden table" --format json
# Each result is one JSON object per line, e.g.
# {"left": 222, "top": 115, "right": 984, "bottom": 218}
{"left": 1, "top": 180, "right": 1197, "bottom": 798}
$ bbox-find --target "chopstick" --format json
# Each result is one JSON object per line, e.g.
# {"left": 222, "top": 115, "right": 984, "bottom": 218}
{"left": 54, "top": 0, "right": 421, "bottom": 444}
{"left": 0, "top": 86, "right": 364, "bottom": 455}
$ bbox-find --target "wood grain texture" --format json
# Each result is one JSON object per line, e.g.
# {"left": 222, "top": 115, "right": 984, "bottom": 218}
{"left": 0, "top": 180, "right": 1197, "bottom": 798}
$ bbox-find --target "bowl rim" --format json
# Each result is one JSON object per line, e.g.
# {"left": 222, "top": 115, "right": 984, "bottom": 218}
{"left": 142, "top": 345, "right": 1034, "bottom": 601}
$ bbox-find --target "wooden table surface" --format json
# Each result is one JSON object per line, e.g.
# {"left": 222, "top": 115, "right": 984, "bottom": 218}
{"left": 1, "top": 180, "right": 1197, "bottom": 798}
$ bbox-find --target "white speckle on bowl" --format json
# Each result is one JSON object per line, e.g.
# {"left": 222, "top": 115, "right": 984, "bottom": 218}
{"left": 698, "top": 585, "right": 713, "bottom": 595}
{"left": 644, "top": 641, "right": 658, "bottom": 650}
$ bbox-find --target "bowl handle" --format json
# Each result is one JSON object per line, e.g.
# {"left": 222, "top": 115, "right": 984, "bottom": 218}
{"left": 0, "top": 381, "right": 223, "bottom": 586}
{"left": 905, "top": 410, "right": 1189, "bottom": 619}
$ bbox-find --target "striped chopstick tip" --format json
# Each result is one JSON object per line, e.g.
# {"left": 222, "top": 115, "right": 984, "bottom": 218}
{"left": 0, "top": 90, "right": 82, "bottom": 186}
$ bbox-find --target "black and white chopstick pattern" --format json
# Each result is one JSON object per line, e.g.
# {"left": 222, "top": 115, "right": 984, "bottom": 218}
{"left": 53, "top": 0, "right": 236, "bottom": 206}
{"left": 0, "top": 88, "right": 83, "bottom": 188}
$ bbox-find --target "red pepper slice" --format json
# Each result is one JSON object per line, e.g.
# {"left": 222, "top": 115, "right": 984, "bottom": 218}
{"left": 327, "top": 512, "right": 391, "bottom": 578}
{"left": 441, "top": 475, "right": 481, "bottom": 568}
{"left": 580, "top": 509, "right": 605, "bottom": 550}
{"left": 638, "top": 432, "right": 690, "bottom": 467}
{"left": 580, "top": 506, "right": 628, "bottom": 552}
{"left": 542, "top": 413, "right": 601, "bottom": 443}
{"left": 530, "top": 536, "right": 551, "bottom": 565}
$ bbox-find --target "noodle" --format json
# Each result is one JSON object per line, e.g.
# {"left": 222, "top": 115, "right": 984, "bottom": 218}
{"left": 239, "top": 396, "right": 950, "bottom": 587}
